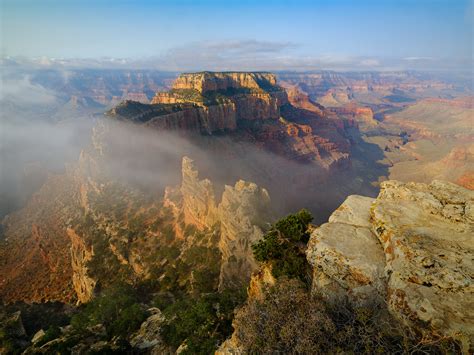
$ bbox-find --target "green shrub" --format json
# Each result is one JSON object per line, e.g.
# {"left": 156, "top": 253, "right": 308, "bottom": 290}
{"left": 71, "top": 283, "right": 146, "bottom": 339}
{"left": 252, "top": 209, "right": 313, "bottom": 283}
{"left": 160, "top": 290, "right": 245, "bottom": 354}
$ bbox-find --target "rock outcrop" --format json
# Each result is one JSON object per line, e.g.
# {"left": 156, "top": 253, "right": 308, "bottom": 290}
{"left": 67, "top": 228, "right": 96, "bottom": 304}
{"left": 217, "top": 181, "right": 272, "bottom": 289}
{"left": 180, "top": 157, "right": 218, "bottom": 229}
{"left": 140, "top": 72, "right": 289, "bottom": 133}
{"left": 0, "top": 311, "right": 28, "bottom": 352}
{"left": 328, "top": 104, "right": 378, "bottom": 127}
{"left": 110, "top": 72, "right": 291, "bottom": 135}
{"left": 130, "top": 308, "right": 170, "bottom": 353}
{"left": 166, "top": 157, "right": 273, "bottom": 289}
{"left": 216, "top": 265, "right": 275, "bottom": 355}
{"left": 307, "top": 180, "right": 474, "bottom": 346}
{"left": 282, "top": 84, "right": 325, "bottom": 116}
{"left": 306, "top": 195, "right": 386, "bottom": 306}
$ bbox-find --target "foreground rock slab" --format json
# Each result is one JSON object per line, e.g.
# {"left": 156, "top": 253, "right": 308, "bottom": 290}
{"left": 307, "top": 180, "right": 474, "bottom": 346}
{"left": 306, "top": 195, "right": 386, "bottom": 305}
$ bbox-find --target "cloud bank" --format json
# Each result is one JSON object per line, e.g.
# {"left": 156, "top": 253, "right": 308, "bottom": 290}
{"left": 3, "top": 39, "right": 472, "bottom": 72}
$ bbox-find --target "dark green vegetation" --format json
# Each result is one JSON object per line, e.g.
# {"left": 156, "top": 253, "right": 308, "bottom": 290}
{"left": 1, "top": 199, "right": 464, "bottom": 354}
{"left": 158, "top": 290, "right": 245, "bottom": 354}
{"left": 0, "top": 286, "right": 146, "bottom": 354}
{"left": 5, "top": 179, "right": 240, "bottom": 353}
{"left": 168, "top": 86, "right": 285, "bottom": 107}
{"left": 108, "top": 100, "right": 197, "bottom": 123}
{"left": 0, "top": 303, "right": 72, "bottom": 354}
{"left": 70, "top": 283, "right": 146, "bottom": 339}
{"left": 252, "top": 209, "right": 313, "bottom": 284}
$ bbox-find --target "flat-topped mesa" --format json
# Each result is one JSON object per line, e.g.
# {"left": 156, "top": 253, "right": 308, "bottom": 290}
{"left": 107, "top": 72, "right": 351, "bottom": 169}
{"left": 172, "top": 72, "right": 279, "bottom": 94}
{"left": 151, "top": 72, "right": 289, "bottom": 111}
{"left": 107, "top": 72, "right": 291, "bottom": 134}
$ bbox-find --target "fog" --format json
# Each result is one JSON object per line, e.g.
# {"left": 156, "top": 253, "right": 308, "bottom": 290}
{"left": 83, "top": 119, "right": 370, "bottom": 223}
{"left": 0, "top": 75, "right": 95, "bottom": 217}
{"left": 0, "top": 73, "right": 379, "bottom": 224}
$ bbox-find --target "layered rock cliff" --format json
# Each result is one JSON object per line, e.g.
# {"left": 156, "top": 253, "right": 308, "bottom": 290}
{"left": 217, "top": 180, "right": 271, "bottom": 289}
{"left": 147, "top": 72, "right": 289, "bottom": 131}
{"left": 218, "top": 179, "right": 472, "bottom": 353}
{"left": 170, "top": 72, "right": 278, "bottom": 94}
{"left": 278, "top": 71, "right": 455, "bottom": 105}
{"left": 307, "top": 180, "right": 474, "bottom": 345}
{"left": 110, "top": 71, "right": 352, "bottom": 171}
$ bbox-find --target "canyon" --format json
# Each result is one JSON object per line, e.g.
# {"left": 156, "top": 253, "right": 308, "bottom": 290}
{"left": 1, "top": 70, "right": 472, "bottom": 304}
{"left": 0, "top": 71, "right": 357, "bottom": 304}
{"left": 1, "top": 69, "right": 472, "bottom": 354}
{"left": 0, "top": 131, "right": 272, "bottom": 304}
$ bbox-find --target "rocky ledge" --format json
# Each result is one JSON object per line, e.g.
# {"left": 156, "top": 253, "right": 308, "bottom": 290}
{"left": 307, "top": 180, "right": 474, "bottom": 345}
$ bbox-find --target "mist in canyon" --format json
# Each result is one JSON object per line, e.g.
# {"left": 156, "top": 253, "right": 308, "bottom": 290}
{"left": 0, "top": 74, "right": 381, "bottom": 224}
{"left": 91, "top": 119, "right": 374, "bottom": 222}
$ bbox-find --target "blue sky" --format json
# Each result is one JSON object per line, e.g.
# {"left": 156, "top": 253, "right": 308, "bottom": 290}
{"left": 1, "top": 0, "right": 472, "bottom": 70}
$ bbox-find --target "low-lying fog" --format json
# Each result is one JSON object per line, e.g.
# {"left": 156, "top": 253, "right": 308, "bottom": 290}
{"left": 0, "top": 74, "right": 95, "bottom": 217}
{"left": 1, "top": 72, "right": 379, "bottom": 223}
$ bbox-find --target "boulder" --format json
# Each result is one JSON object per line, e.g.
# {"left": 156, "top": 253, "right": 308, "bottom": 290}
{"left": 31, "top": 329, "right": 46, "bottom": 345}
{"left": 130, "top": 308, "right": 168, "bottom": 352}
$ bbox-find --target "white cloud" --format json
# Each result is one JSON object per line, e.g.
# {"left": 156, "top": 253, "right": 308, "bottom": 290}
{"left": 0, "top": 75, "right": 58, "bottom": 105}
{"left": 2, "top": 40, "right": 471, "bottom": 72}
{"left": 360, "top": 59, "right": 380, "bottom": 67}
{"left": 403, "top": 57, "right": 434, "bottom": 61}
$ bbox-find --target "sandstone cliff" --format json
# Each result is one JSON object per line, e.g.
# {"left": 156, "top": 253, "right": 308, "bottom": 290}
{"left": 111, "top": 72, "right": 290, "bottom": 135}
{"left": 217, "top": 180, "right": 271, "bottom": 289}
{"left": 307, "top": 180, "right": 474, "bottom": 346}
{"left": 147, "top": 72, "right": 288, "bottom": 130}
{"left": 67, "top": 228, "right": 96, "bottom": 304}
{"left": 180, "top": 157, "right": 219, "bottom": 229}
{"left": 111, "top": 71, "right": 352, "bottom": 171}
{"left": 165, "top": 157, "right": 273, "bottom": 289}
{"left": 170, "top": 72, "right": 278, "bottom": 94}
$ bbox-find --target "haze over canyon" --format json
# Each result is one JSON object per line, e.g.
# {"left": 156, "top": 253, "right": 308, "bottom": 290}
{"left": 1, "top": 0, "right": 473, "bottom": 353}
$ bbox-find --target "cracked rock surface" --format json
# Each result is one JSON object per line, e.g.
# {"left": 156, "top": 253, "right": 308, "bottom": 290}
{"left": 307, "top": 180, "right": 474, "bottom": 344}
